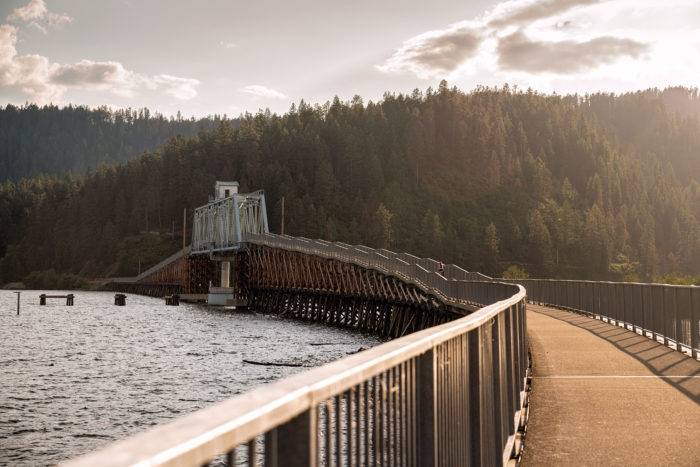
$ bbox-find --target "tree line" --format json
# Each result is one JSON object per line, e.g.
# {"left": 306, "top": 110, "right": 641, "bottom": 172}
{"left": 0, "top": 103, "right": 234, "bottom": 181}
{"left": 1, "top": 84, "right": 699, "bottom": 286}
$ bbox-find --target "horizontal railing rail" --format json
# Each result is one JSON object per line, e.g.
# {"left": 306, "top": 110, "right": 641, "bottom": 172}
{"left": 135, "top": 246, "right": 190, "bottom": 283}
{"left": 505, "top": 278, "right": 699, "bottom": 360}
{"left": 64, "top": 234, "right": 529, "bottom": 467}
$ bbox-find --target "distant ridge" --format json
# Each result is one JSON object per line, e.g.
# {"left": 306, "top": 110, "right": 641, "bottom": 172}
{"left": 0, "top": 85, "right": 698, "bottom": 284}
{"left": 0, "top": 104, "right": 236, "bottom": 181}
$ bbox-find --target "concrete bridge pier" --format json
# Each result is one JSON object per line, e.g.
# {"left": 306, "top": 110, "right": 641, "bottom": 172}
{"left": 220, "top": 261, "right": 230, "bottom": 288}
{"left": 207, "top": 259, "right": 235, "bottom": 305}
{"left": 208, "top": 254, "right": 249, "bottom": 307}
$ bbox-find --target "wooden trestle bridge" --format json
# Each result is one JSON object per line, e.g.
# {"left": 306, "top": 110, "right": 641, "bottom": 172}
{"left": 113, "top": 235, "right": 485, "bottom": 338}
{"left": 71, "top": 183, "right": 698, "bottom": 467}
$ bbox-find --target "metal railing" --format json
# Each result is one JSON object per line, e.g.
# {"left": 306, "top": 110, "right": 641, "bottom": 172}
{"left": 508, "top": 279, "right": 699, "bottom": 360}
{"left": 65, "top": 234, "right": 529, "bottom": 467}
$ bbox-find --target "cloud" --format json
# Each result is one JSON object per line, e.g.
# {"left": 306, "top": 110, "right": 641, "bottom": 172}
{"left": 219, "top": 41, "right": 237, "bottom": 49}
{"left": 239, "top": 85, "right": 287, "bottom": 99}
{"left": 497, "top": 30, "right": 648, "bottom": 73}
{"left": 52, "top": 60, "right": 136, "bottom": 88}
{"left": 487, "top": 0, "right": 601, "bottom": 28}
{"left": 8, "top": 0, "right": 72, "bottom": 33}
{"left": 0, "top": 24, "right": 58, "bottom": 101}
{"left": 379, "top": 0, "right": 647, "bottom": 78}
{"left": 150, "top": 74, "right": 200, "bottom": 100}
{"left": 0, "top": 25, "right": 200, "bottom": 103}
{"left": 8, "top": 0, "right": 48, "bottom": 22}
{"left": 378, "top": 23, "right": 483, "bottom": 78}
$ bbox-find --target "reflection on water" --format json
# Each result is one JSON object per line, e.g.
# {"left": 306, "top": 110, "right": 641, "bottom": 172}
{"left": 0, "top": 291, "right": 381, "bottom": 466}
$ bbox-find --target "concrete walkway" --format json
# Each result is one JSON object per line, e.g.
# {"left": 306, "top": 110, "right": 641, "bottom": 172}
{"left": 522, "top": 304, "right": 700, "bottom": 466}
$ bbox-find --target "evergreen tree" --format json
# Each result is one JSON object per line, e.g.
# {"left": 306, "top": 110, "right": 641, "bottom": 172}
{"left": 483, "top": 222, "right": 499, "bottom": 276}
{"left": 1, "top": 86, "right": 699, "bottom": 283}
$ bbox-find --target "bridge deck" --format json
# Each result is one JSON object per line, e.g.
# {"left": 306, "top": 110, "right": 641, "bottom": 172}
{"left": 523, "top": 304, "right": 700, "bottom": 466}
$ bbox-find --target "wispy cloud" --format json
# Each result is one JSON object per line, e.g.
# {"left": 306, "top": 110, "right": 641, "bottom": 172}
{"left": 497, "top": 30, "right": 647, "bottom": 73}
{"left": 379, "top": 0, "right": 648, "bottom": 79}
{"left": 378, "top": 22, "right": 483, "bottom": 78}
{"left": 219, "top": 41, "right": 237, "bottom": 50}
{"left": 486, "top": 0, "right": 602, "bottom": 28}
{"left": 8, "top": 0, "right": 72, "bottom": 33}
{"left": 239, "top": 84, "right": 287, "bottom": 99}
{"left": 149, "top": 74, "right": 200, "bottom": 100}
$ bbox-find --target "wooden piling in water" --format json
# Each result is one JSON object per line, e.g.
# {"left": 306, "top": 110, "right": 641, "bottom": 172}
{"left": 165, "top": 294, "right": 180, "bottom": 306}
{"left": 114, "top": 293, "right": 126, "bottom": 306}
{"left": 39, "top": 293, "right": 74, "bottom": 306}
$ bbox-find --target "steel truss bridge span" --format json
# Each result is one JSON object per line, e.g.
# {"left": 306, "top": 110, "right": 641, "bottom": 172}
{"left": 191, "top": 190, "right": 269, "bottom": 253}
{"left": 75, "top": 232, "right": 530, "bottom": 467}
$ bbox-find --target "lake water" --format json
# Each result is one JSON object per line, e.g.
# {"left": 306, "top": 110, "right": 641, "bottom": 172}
{"left": 0, "top": 291, "right": 382, "bottom": 466}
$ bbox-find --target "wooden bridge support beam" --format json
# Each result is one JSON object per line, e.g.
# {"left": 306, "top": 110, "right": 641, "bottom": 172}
{"left": 109, "top": 243, "right": 462, "bottom": 340}
{"left": 245, "top": 244, "right": 461, "bottom": 338}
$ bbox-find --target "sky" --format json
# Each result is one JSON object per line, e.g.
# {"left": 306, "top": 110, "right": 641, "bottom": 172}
{"left": 0, "top": 0, "right": 699, "bottom": 117}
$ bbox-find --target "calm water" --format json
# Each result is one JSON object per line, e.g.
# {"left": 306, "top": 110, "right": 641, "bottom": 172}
{"left": 0, "top": 291, "right": 381, "bottom": 466}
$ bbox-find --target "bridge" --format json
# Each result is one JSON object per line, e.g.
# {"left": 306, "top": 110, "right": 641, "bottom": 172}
{"left": 72, "top": 183, "right": 699, "bottom": 466}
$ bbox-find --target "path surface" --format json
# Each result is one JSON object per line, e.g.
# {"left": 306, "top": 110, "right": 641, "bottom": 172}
{"left": 522, "top": 304, "right": 700, "bottom": 466}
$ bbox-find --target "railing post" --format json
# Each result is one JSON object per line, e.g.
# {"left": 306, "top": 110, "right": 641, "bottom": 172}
{"left": 417, "top": 349, "right": 437, "bottom": 467}
{"left": 692, "top": 287, "right": 699, "bottom": 360}
{"left": 674, "top": 287, "right": 682, "bottom": 351}
{"left": 469, "top": 323, "right": 496, "bottom": 466}
{"left": 652, "top": 285, "right": 663, "bottom": 342}
{"left": 663, "top": 286, "right": 675, "bottom": 348}
{"left": 493, "top": 312, "right": 509, "bottom": 454}
{"left": 270, "top": 407, "right": 317, "bottom": 467}
{"left": 676, "top": 287, "right": 693, "bottom": 355}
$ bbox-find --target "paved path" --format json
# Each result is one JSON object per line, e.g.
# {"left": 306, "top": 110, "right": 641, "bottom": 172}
{"left": 522, "top": 304, "right": 700, "bottom": 467}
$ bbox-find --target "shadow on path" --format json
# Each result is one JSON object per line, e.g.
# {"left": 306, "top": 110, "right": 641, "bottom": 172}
{"left": 531, "top": 305, "right": 700, "bottom": 404}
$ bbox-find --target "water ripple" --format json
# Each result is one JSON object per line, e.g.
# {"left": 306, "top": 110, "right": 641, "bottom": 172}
{"left": 0, "top": 290, "right": 381, "bottom": 465}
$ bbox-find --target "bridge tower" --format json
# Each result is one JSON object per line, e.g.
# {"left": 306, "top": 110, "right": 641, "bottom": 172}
{"left": 192, "top": 181, "right": 269, "bottom": 305}
{"left": 213, "top": 181, "right": 238, "bottom": 294}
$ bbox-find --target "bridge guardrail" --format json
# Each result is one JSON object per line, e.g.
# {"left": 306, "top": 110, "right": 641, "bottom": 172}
{"left": 506, "top": 279, "right": 699, "bottom": 360}
{"left": 65, "top": 234, "right": 529, "bottom": 467}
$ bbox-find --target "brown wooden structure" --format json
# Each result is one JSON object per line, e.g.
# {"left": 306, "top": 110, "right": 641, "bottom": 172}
{"left": 246, "top": 243, "right": 460, "bottom": 338}
{"left": 114, "top": 293, "right": 126, "bottom": 306}
{"left": 109, "top": 237, "right": 468, "bottom": 340}
{"left": 39, "top": 293, "right": 74, "bottom": 305}
{"left": 110, "top": 249, "right": 219, "bottom": 297}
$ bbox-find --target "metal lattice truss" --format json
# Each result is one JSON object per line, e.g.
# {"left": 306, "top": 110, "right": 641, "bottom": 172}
{"left": 191, "top": 190, "right": 269, "bottom": 253}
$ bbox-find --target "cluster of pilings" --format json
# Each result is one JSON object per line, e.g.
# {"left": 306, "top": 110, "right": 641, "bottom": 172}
{"left": 250, "top": 289, "right": 450, "bottom": 338}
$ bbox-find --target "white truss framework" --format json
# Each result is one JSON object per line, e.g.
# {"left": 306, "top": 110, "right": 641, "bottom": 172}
{"left": 191, "top": 190, "right": 269, "bottom": 253}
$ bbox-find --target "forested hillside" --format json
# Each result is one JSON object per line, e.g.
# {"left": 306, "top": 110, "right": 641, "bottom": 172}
{"left": 0, "top": 104, "right": 231, "bottom": 180}
{"left": 1, "top": 84, "right": 699, "bottom": 286}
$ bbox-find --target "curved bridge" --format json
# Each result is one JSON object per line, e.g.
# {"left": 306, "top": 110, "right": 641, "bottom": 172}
{"left": 91, "top": 230, "right": 531, "bottom": 467}
{"left": 84, "top": 189, "right": 698, "bottom": 467}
